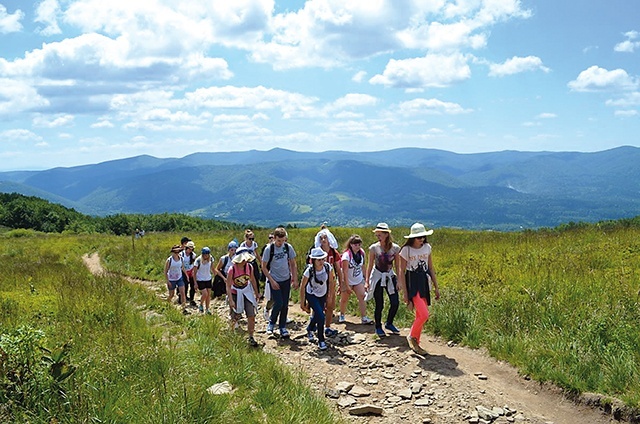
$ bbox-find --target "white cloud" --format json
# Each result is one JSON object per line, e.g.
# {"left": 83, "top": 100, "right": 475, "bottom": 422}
{"left": 614, "top": 110, "right": 638, "bottom": 117}
{"left": 568, "top": 66, "right": 638, "bottom": 92}
{"left": 396, "top": 98, "right": 472, "bottom": 115}
{"left": 0, "top": 79, "right": 50, "bottom": 114}
{"left": 370, "top": 53, "right": 471, "bottom": 88}
{"left": 606, "top": 92, "right": 640, "bottom": 107}
{"left": 32, "top": 113, "right": 75, "bottom": 128}
{"left": 352, "top": 71, "right": 367, "bottom": 83}
{"left": 536, "top": 113, "right": 556, "bottom": 119}
{"left": 331, "top": 93, "right": 378, "bottom": 109}
{"left": 35, "top": 0, "right": 62, "bottom": 35}
{"left": 488, "top": 55, "right": 550, "bottom": 77}
{"left": 0, "top": 129, "right": 43, "bottom": 142}
{"left": 91, "top": 119, "right": 114, "bottom": 128}
{"left": 185, "top": 85, "right": 319, "bottom": 118}
{"left": 614, "top": 30, "right": 640, "bottom": 53}
{"left": 0, "top": 4, "right": 23, "bottom": 33}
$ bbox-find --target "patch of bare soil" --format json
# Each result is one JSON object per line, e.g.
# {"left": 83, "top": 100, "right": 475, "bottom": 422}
{"left": 83, "top": 253, "right": 625, "bottom": 424}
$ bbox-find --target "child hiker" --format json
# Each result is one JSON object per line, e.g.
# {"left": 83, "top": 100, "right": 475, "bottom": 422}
{"left": 300, "top": 247, "right": 335, "bottom": 351}
{"left": 226, "top": 247, "right": 261, "bottom": 347}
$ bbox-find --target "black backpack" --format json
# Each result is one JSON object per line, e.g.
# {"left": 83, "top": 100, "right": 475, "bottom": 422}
{"left": 266, "top": 242, "right": 291, "bottom": 271}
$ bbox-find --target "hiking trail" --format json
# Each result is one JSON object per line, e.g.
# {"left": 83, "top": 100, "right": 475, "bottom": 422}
{"left": 82, "top": 253, "right": 621, "bottom": 424}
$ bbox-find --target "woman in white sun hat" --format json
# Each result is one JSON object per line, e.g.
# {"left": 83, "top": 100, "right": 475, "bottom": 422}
{"left": 398, "top": 223, "right": 441, "bottom": 356}
{"left": 300, "top": 247, "right": 335, "bottom": 351}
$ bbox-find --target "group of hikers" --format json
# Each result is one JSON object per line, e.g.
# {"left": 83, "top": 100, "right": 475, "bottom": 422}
{"left": 163, "top": 222, "right": 440, "bottom": 355}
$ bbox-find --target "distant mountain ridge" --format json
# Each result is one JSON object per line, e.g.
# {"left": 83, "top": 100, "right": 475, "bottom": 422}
{"left": 1, "top": 146, "right": 638, "bottom": 230}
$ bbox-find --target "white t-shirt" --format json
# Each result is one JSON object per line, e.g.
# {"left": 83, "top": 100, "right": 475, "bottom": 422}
{"left": 194, "top": 255, "right": 214, "bottom": 281}
{"left": 303, "top": 263, "right": 332, "bottom": 297}
{"left": 181, "top": 251, "right": 196, "bottom": 271}
{"left": 341, "top": 249, "right": 365, "bottom": 286}
{"left": 399, "top": 243, "right": 432, "bottom": 273}
{"left": 166, "top": 256, "right": 183, "bottom": 281}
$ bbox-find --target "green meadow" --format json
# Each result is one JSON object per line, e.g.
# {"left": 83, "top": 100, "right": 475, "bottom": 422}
{"left": 1, "top": 217, "right": 640, "bottom": 422}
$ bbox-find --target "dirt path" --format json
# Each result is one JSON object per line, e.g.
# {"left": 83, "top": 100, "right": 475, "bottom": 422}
{"left": 83, "top": 253, "right": 620, "bottom": 424}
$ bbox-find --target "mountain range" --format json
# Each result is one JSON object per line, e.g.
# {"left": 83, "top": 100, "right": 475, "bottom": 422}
{"left": 1, "top": 146, "right": 639, "bottom": 230}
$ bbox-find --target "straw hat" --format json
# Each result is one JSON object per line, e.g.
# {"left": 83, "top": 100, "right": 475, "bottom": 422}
{"left": 170, "top": 244, "right": 182, "bottom": 253}
{"left": 373, "top": 222, "right": 391, "bottom": 233}
{"left": 403, "top": 222, "right": 434, "bottom": 238}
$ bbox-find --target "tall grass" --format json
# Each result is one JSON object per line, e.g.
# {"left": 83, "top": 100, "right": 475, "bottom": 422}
{"left": 0, "top": 233, "right": 342, "bottom": 423}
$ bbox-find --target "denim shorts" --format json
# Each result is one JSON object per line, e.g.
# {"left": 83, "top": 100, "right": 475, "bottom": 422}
{"left": 168, "top": 277, "right": 185, "bottom": 291}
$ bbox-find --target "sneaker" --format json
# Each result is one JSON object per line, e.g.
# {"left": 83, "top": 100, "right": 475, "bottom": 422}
{"left": 361, "top": 316, "right": 374, "bottom": 325}
{"left": 280, "top": 328, "right": 290, "bottom": 338}
{"left": 338, "top": 314, "right": 346, "bottom": 323}
{"left": 406, "top": 335, "right": 427, "bottom": 355}
{"left": 206, "top": 309, "right": 212, "bottom": 315}
{"left": 198, "top": 304, "right": 204, "bottom": 313}
{"left": 189, "top": 300, "right": 197, "bottom": 307}
{"left": 307, "top": 331, "right": 316, "bottom": 342}
{"left": 266, "top": 323, "right": 274, "bottom": 335}
{"left": 324, "top": 327, "right": 338, "bottom": 337}
{"left": 385, "top": 323, "right": 401, "bottom": 335}
{"left": 182, "top": 308, "right": 190, "bottom": 315}
{"left": 318, "top": 341, "right": 328, "bottom": 351}
{"left": 248, "top": 336, "right": 258, "bottom": 347}
{"left": 375, "top": 327, "right": 386, "bottom": 337}
{"left": 286, "top": 317, "right": 294, "bottom": 324}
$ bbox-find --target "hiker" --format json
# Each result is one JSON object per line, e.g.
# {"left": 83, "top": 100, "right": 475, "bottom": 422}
{"left": 260, "top": 233, "right": 274, "bottom": 320}
{"left": 365, "top": 223, "right": 401, "bottom": 337}
{"left": 300, "top": 247, "right": 334, "bottom": 351}
{"left": 307, "top": 226, "right": 342, "bottom": 337}
{"left": 164, "top": 244, "right": 188, "bottom": 314}
{"left": 261, "top": 227, "right": 298, "bottom": 338}
{"left": 193, "top": 246, "right": 215, "bottom": 314}
{"left": 239, "top": 229, "right": 263, "bottom": 297}
{"left": 180, "top": 238, "right": 197, "bottom": 306}
{"left": 397, "top": 222, "right": 441, "bottom": 355}
{"left": 339, "top": 234, "right": 373, "bottom": 325}
{"left": 226, "top": 247, "right": 261, "bottom": 347}
{"left": 213, "top": 241, "right": 237, "bottom": 299}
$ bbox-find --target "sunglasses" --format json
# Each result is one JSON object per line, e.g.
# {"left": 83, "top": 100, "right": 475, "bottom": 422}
{"left": 247, "top": 237, "right": 254, "bottom": 241}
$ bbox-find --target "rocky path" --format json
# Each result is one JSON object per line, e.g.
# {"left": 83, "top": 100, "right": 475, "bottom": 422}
{"left": 83, "top": 253, "right": 618, "bottom": 424}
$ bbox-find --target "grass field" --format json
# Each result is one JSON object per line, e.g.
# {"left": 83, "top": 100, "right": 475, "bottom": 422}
{"left": 1, "top": 219, "right": 639, "bottom": 422}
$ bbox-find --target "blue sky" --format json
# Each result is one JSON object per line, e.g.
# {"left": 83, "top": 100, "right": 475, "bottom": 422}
{"left": 1, "top": 0, "right": 639, "bottom": 171}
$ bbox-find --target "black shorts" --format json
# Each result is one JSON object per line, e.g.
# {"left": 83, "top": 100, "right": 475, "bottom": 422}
{"left": 197, "top": 279, "right": 212, "bottom": 290}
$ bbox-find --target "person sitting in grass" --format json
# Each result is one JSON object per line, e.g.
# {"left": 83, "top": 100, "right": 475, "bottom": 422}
{"left": 226, "top": 247, "right": 261, "bottom": 347}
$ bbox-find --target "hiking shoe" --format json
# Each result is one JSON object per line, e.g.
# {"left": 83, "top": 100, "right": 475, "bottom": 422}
{"left": 205, "top": 309, "right": 212, "bottom": 315}
{"left": 406, "top": 335, "right": 427, "bottom": 355}
{"left": 266, "top": 323, "right": 274, "bottom": 335}
{"left": 189, "top": 300, "right": 197, "bottom": 307}
{"left": 385, "top": 323, "right": 401, "bottom": 335}
{"left": 324, "top": 327, "right": 338, "bottom": 337}
{"left": 182, "top": 308, "right": 190, "bottom": 315}
{"left": 248, "top": 336, "right": 258, "bottom": 347}
{"left": 307, "top": 331, "right": 316, "bottom": 342}
{"left": 318, "top": 341, "right": 328, "bottom": 351}
{"left": 198, "top": 304, "right": 204, "bottom": 313}
{"left": 375, "top": 327, "right": 386, "bottom": 337}
{"left": 338, "top": 314, "right": 346, "bottom": 323}
{"left": 279, "top": 328, "right": 290, "bottom": 338}
{"left": 361, "top": 316, "right": 374, "bottom": 325}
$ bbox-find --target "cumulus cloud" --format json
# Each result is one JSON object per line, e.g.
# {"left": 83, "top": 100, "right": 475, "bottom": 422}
{"left": 396, "top": 98, "right": 473, "bottom": 115}
{"left": 370, "top": 53, "right": 471, "bottom": 88}
{"left": 0, "top": 79, "right": 50, "bottom": 114}
{"left": 0, "top": 5, "right": 23, "bottom": 34}
{"left": 35, "top": 0, "right": 62, "bottom": 35}
{"left": 0, "top": 129, "right": 43, "bottom": 142}
{"left": 568, "top": 66, "right": 638, "bottom": 92}
{"left": 605, "top": 92, "right": 640, "bottom": 107}
{"left": 488, "top": 56, "right": 550, "bottom": 77}
{"left": 614, "top": 30, "right": 640, "bottom": 53}
{"left": 352, "top": 71, "right": 367, "bottom": 83}
{"left": 536, "top": 112, "right": 557, "bottom": 119}
{"left": 32, "top": 113, "right": 75, "bottom": 128}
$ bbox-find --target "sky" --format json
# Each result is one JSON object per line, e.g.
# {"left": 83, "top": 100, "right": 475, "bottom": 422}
{"left": 0, "top": 0, "right": 639, "bottom": 171}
